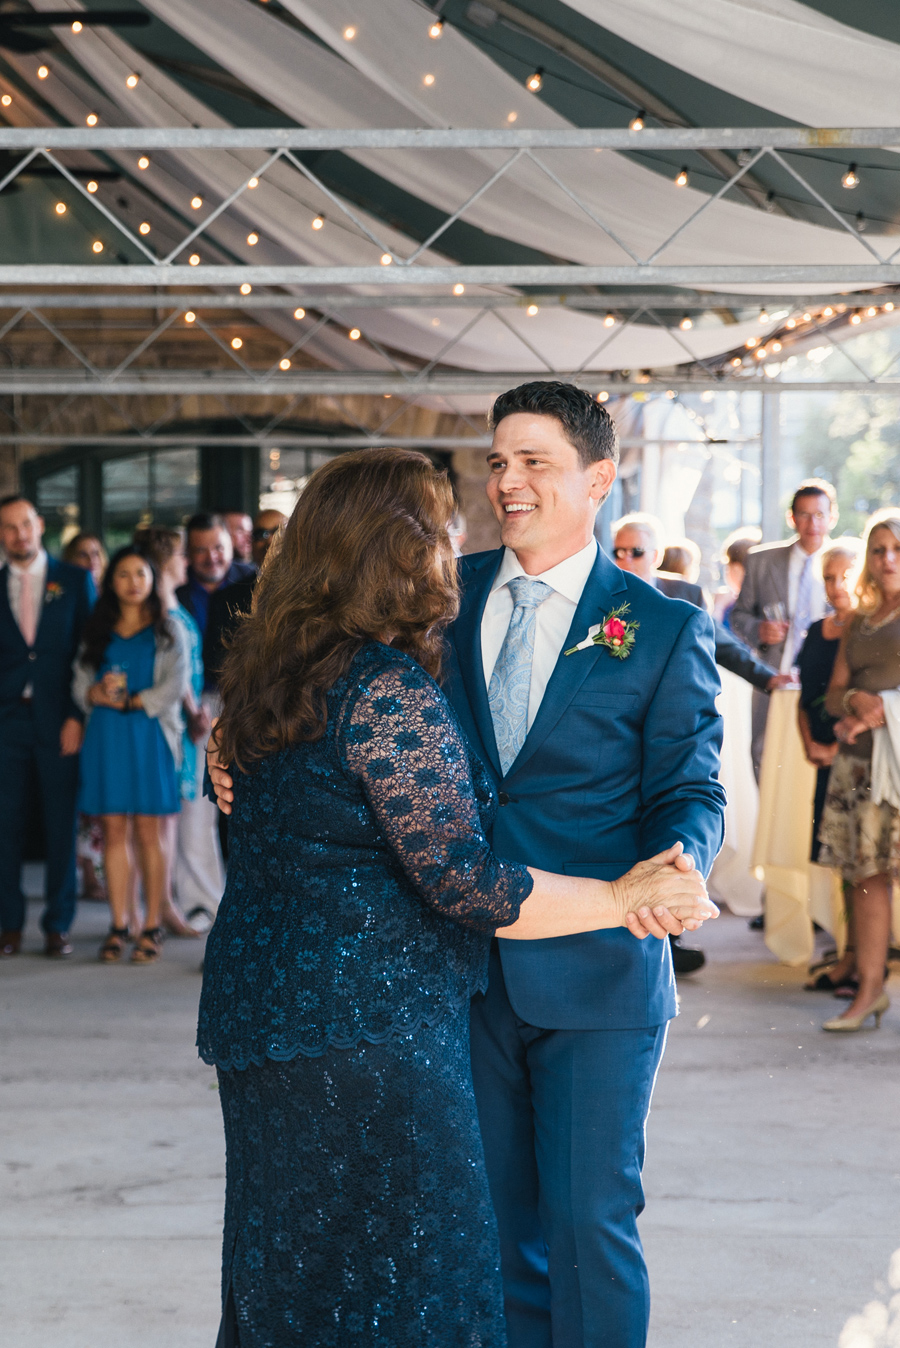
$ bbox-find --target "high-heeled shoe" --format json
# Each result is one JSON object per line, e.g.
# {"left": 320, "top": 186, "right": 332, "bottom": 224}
{"left": 822, "top": 992, "right": 889, "bottom": 1032}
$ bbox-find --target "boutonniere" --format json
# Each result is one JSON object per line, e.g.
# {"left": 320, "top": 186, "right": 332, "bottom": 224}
{"left": 44, "top": 581, "right": 65, "bottom": 604}
{"left": 565, "top": 602, "right": 639, "bottom": 659}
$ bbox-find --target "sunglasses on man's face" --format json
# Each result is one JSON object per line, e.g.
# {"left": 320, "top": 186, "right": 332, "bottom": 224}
{"left": 252, "top": 527, "right": 277, "bottom": 541}
{"left": 613, "top": 546, "right": 646, "bottom": 560}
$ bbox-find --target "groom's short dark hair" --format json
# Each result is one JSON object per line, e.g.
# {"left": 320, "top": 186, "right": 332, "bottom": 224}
{"left": 489, "top": 381, "right": 619, "bottom": 469}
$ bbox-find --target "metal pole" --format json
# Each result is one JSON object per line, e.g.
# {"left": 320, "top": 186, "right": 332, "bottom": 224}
{"left": 760, "top": 393, "right": 782, "bottom": 540}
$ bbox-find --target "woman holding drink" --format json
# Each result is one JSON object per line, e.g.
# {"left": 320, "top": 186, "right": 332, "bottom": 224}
{"left": 73, "top": 546, "right": 188, "bottom": 964}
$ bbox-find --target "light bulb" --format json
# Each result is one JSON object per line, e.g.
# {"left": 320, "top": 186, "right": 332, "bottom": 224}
{"left": 597, "top": 391, "right": 609, "bottom": 402}
{"left": 0, "top": 94, "right": 11, "bottom": 106}
{"left": 758, "top": 310, "right": 770, "bottom": 324}
{"left": 189, "top": 253, "right": 200, "bottom": 266}
{"left": 343, "top": 25, "right": 356, "bottom": 40}
{"left": 349, "top": 328, "right": 361, "bottom": 341}
{"left": 526, "top": 304, "right": 539, "bottom": 316}
{"left": 665, "top": 390, "right": 675, "bottom": 398}
{"left": 431, "top": 317, "right": 440, "bottom": 327}
{"left": 71, "top": 20, "right": 83, "bottom": 32}
{"left": 191, "top": 196, "right": 202, "bottom": 209}
{"left": 231, "top": 337, "right": 243, "bottom": 350}
{"left": 55, "top": 202, "right": 66, "bottom": 215}
{"left": 248, "top": 177, "right": 259, "bottom": 189}
{"left": 311, "top": 214, "right": 324, "bottom": 230}
{"left": 674, "top": 167, "right": 689, "bottom": 187}
{"left": 423, "top": 73, "right": 435, "bottom": 86}
{"left": 247, "top": 232, "right": 259, "bottom": 246}
{"left": 755, "top": 347, "right": 766, "bottom": 359}
{"left": 841, "top": 163, "right": 859, "bottom": 189}
{"left": 86, "top": 113, "right": 98, "bottom": 126}
{"left": 745, "top": 336, "right": 758, "bottom": 348}
{"left": 786, "top": 317, "right": 796, "bottom": 329}
{"left": 679, "top": 315, "right": 693, "bottom": 330}
{"left": 293, "top": 307, "right": 305, "bottom": 320}
{"left": 850, "top": 311, "right": 861, "bottom": 324}
{"left": 506, "top": 111, "right": 517, "bottom": 123}
{"left": 184, "top": 311, "right": 196, "bottom": 323}
{"left": 802, "top": 312, "right": 811, "bottom": 322}
{"left": 603, "top": 312, "right": 616, "bottom": 328}
{"left": 823, "top": 306, "right": 834, "bottom": 317}
{"left": 526, "top": 69, "right": 543, "bottom": 93}
{"left": 856, "top": 211, "right": 867, "bottom": 233}
{"left": 137, "top": 156, "right": 149, "bottom": 170}
{"left": 126, "top": 73, "right": 139, "bottom": 88}
{"left": 86, "top": 180, "right": 98, "bottom": 193}
{"left": 731, "top": 356, "right": 742, "bottom": 367}
{"left": 138, "top": 222, "right": 150, "bottom": 235}
{"left": 92, "top": 240, "right": 103, "bottom": 253}
{"left": 452, "top": 283, "right": 466, "bottom": 296}
{"left": 866, "top": 306, "right": 877, "bottom": 317}
{"left": 885, "top": 302, "right": 895, "bottom": 312}
{"left": 240, "top": 282, "right": 252, "bottom": 295}
{"left": 37, "top": 66, "right": 49, "bottom": 79}
{"left": 771, "top": 341, "right": 782, "bottom": 352}
{"left": 629, "top": 112, "right": 644, "bottom": 131}
{"left": 279, "top": 357, "right": 291, "bottom": 370}
{"left": 380, "top": 253, "right": 392, "bottom": 265}
{"left": 429, "top": 20, "right": 443, "bottom": 38}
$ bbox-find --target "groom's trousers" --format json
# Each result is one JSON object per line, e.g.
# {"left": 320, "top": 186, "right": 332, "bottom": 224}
{"left": 470, "top": 943, "right": 668, "bottom": 1348}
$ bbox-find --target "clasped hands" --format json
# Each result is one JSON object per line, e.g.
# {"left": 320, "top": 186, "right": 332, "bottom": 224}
{"left": 835, "top": 689, "right": 885, "bottom": 745}
{"left": 89, "top": 671, "right": 128, "bottom": 709}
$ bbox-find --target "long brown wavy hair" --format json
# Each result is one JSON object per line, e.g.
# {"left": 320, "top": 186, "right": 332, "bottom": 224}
{"left": 215, "top": 448, "right": 459, "bottom": 770}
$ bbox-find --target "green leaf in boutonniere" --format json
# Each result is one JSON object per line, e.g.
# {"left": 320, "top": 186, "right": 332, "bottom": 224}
{"left": 44, "top": 581, "right": 65, "bottom": 603}
{"left": 565, "top": 602, "right": 639, "bottom": 659}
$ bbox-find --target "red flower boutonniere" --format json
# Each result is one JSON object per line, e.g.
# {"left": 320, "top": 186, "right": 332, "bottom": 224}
{"left": 44, "top": 581, "right": 65, "bottom": 604}
{"left": 565, "top": 602, "right": 639, "bottom": 659}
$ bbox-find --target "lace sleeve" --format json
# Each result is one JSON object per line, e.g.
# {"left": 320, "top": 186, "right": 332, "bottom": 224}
{"left": 339, "top": 657, "right": 532, "bottom": 933}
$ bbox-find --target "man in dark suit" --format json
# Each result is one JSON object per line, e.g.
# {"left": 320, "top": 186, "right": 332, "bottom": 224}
{"left": 203, "top": 509, "right": 285, "bottom": 686}
{"left": 0, "top": 495, "right": 94, "bottom": 956}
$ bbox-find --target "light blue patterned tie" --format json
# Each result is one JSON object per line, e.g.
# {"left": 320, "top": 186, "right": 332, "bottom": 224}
{"left": 793, "top": 553, "right": 814, "bottom": 653}
{"left": 488, "top": 576, "right": 553, "bottom": 775}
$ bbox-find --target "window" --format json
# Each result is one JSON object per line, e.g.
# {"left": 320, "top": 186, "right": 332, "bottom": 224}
{"left": 35, "top": 465, "right": 79, "bottom": 555}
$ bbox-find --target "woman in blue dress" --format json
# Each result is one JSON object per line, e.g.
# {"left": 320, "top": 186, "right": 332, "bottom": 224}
{"left": 73, "top": 546, "right": 188, "bottom": 964}
{"left": 199, "top": 449, "right": 715, "bottom": 1347}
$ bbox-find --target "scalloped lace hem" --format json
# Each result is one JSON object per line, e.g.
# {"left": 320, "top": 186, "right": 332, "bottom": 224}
{"left": 198, "top": 983, "right": 483, "bottom": 1072}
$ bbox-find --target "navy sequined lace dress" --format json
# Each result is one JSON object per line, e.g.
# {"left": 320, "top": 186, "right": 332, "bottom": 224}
{"left": 197, "top": 643, "right": 533, "bottom": 1348}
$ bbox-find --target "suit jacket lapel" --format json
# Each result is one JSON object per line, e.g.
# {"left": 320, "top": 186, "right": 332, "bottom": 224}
{"left": 0, "top": 562, "right": 27, "bottom": 649}
{"left": 506, "top": 547, "right": 628, "bottom": 779}
{"left": 453, "top": 550, "right": 504, "bottom": 776}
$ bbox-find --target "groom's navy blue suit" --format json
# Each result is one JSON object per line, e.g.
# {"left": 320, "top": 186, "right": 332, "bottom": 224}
{"left": 444, "top": 543, "right": 725, "bottom": 1348}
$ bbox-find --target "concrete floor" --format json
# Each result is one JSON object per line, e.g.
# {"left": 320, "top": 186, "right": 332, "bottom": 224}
{"left": 2, "top": 883, "right": 899, "bottom": 1348}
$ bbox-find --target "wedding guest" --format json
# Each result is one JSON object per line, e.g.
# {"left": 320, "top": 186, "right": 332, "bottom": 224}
{"left": 203, "top": 508, "right": 285, "bottom": 688}
{"left": 222, "top": 511, "right": 253, "bottom": 564}
{"left": 134, "top": 526, "right": 206, "bottom": 938}
{"left": 818, "top": 510, "right": 900, "bottom": 1031}
{"left": 199, "top": 448, "right": 716, "bottom": 1346}
{"left": 660, "top": 538, "right": 701, "bottom": 584}
{"left": 713, "top": 527, "right": 762, "bottom": 628}
{"left": 64, "top": 532, "right": 109, "bottom": 902}
{"left": 731, "top": 479, "right": 837, "bottom": 777}
{"left": 63, "top": 532, "right": 107, "bottom": 592}
{"left": 0, "top": 495, "right": 94, "bottom": 957}
{"left": 73, "top": 547, "right": 188, "bottom": 964}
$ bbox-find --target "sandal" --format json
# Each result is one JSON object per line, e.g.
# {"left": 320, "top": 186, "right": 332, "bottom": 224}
{"left": 130, "top": 927, "right": 164, "bottom": 964}
{"left": 99, "top": 926, "right": 130, "bottom": 962}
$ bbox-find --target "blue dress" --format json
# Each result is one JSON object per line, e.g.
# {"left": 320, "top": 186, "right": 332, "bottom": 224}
{"left": 78, "top": 627, "right": 180, "bottom": 816}
{"left": 169, "top": 603, "right": 204, "bottom": 801}
{"left": 198, "top": 643, "right": 533, "bottom": 1347}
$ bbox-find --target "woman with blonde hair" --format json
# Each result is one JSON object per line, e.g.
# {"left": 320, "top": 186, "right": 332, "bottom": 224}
{"left": 197, "top": 448, "right": 716, "bottom": 1346}
{"left": 819, "top": 511, "right": 900, "bottom": 1029}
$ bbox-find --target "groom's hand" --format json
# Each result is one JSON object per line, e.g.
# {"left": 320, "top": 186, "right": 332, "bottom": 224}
{"left": 206, "top": 721, "right": 235, "bottom": 815}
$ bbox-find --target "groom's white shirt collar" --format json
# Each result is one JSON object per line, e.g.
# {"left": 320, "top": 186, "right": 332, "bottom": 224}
{"left": 482, "top": 538, "right": 598, "bottom": 732}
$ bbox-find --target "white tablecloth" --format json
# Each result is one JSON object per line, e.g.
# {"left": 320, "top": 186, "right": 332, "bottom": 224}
{"left": 709, "top": 670, "right": 764, "bottom": 917}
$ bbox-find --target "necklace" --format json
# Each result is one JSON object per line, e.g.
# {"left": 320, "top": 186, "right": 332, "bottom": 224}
{"left": 860, "top": 600, "right": 900, "bottom": 634}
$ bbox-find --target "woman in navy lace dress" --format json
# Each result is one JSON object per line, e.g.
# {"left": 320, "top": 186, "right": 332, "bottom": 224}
{"left": 198, "top": 449, "right": 714, "bottom": 1348}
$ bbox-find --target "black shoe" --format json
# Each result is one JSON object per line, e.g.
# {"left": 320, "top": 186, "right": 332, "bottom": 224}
{"left": 669, "top": 935, "right": 705, "bottom": 975}
{"left": 748, "top": 914, "right": 764, "bottom": 931}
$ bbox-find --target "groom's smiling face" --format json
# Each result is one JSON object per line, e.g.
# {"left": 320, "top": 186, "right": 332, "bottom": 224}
{"left": 486, "top": 412, "right": 615, "bottom": 574}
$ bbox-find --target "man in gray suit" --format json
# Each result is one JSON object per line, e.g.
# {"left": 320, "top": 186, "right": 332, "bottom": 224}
{"left": 730, "top": 479, "right": 837, "bottom": 778}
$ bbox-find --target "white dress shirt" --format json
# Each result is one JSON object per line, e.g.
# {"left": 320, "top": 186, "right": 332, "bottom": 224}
{"left": 7, "top": 548, "right": 47, "bottom": 698}
{"left": 481, "top": 539, "right": 597, "bottom": 732}
{"left": 782, "top": 541, "right": 827, "bottom": 670}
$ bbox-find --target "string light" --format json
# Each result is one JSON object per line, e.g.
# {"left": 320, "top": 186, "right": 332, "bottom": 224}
{"left": 92, "top": 240, "right": 103, "bottom": 253}
{"left": 786, "top": 317, "right": 796, "bottom": 329}
{"left": 0, "top": 95, "right": 11, "bottom": 107}
{"left": 452, "top": 283, "right": 466, "bottom": 296}
{"left": 348, "top": 328, "right": 361, "bottom": 340}
{"left": 293, "top": 307, "right": 305, "bottom": 320}
{"left": 189, "top": 253, "right": 200, "bottom": 266}
{"left": 856, "top": 211, "right": 867, "bottom": 233}
{"left": 184, "top": 311, "right": 196, "bottom": 323}
{"left": 526, "top": 69, "right": 543, "bottom": 93}
{"left": 679, "top": 315, "right": 693, "bottom": 330}
{"left": 137, "top": 156, "right": 150, "bottom": 170}
{"left": 71, "top": 20, "right": 83, "bottom": 32}
{"left": 771, "top": 340, "right": 782, "bottom": 352}
{"left": 380, "top": 253, "right": 392, "bottom": 265}
{"left": 240, "top": 282, "right": 252, "bottom": 295}
{"left": 754, "top": 347, "right": 766, "bottom": 359}
{"left": 802, "top": 312, "right": 811, "bottom": 322}
{"left": 125, "top": 73, "right": 139, "bottom": 88}
{"left": 246, "top": 232, "right": 259, "bottom": 246}
{"left": 279, "top": 357, "right": 291, "bottom": 370}
{"left": 311, "top": 214, "right": 324, "bottom": 230}
{"left": 343, "top": 25, "right": 356, "bottom": 39}
{"left": 138, "top": 222, "right": 150, "bottom": 235}
{"left": 86, "top": 113, "right": 98, "bottom": 126}
{"left": 866, "top": 305, "right": 877, "bottom": 317}
{"left": 86, "top": 180, "right": 98, "bottom": 193}
{"left": 603, "top": 312, "right": 616, "bottom": 328}
{"left": 423, "top": 73, "right": 435, "bottom": 86}
{"left": 37, "top": 66, "right": 49, "bottom": 79}
{"left": 758, "top": 309, "right": 770, "bottom": 324}
{"left": 885, "top": 302, "right": 895, "bottom": 312}
{"left": 55, "top": 202, "right": 66, "bottom": 215}
{"left": 629, "top": 112, "right": 644, "bottom": 131}
{"left": 191, "top": 196, "right": 203, "bottom": 209}
{"left": 731, "top": 356, "right": 742, "bottom": 366}
{"left": 850, "top": 311, "right": 861, "bottom": 325}
{"left": 231, "top": 337, "right": 243, "bottom": 350}
{"left": 841, "top": 163, "right": 859, "bottom": 189}
{"left": 823, "top": 306, "right": 834, "bottom": 317}
{"left": 665, "top": 389, "right": 676, "bottom": 398}
{"left": 248, "top": 177, "right": 259, "bottom": 189}
{"left": 745, "top": 336, "right": 759, "bottom": 348}
{"left": 431, "top": 317, "right": 440, "bottom": 326}
{"left": 506, "top": 111, "right": 517, "bottom": 123}
{"left": 429, "top": 19, "right": 443, "bottom": 37}
{"left": 597, "top": 391, "right": 609, "bottom": 402}
{"left": 674, "top": 167, "right": 689, "bottom": 187}
{"left": 526, "top": 304, "right": 539, "bottom": 316}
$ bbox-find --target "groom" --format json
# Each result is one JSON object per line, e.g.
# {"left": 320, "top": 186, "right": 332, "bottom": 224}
{"left": 444, "top": 382, "right": 725, "bottom": 1348}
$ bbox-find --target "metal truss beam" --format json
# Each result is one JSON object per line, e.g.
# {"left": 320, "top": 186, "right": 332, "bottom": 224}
{"left": 0, "top": 127, "right": 897, "bottom": 151}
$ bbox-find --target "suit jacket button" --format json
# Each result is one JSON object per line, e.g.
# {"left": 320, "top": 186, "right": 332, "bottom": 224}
{"left": 27, "top": 650, "right": 37, "bottom": 661}
{"left": 498, "top": 791, "right": 509, "bottom": 806}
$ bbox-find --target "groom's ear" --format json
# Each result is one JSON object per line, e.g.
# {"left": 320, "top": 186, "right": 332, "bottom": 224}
{"left": 589, "top": 458, "right": 617, "bottom": 505}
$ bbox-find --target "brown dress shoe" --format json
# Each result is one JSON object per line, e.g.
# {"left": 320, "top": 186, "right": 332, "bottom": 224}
{"left": 0, "top": 930, "right": 21, "bottom": 956}
{"left": 44, "top": 931, "right": 73, "bottom": 958}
